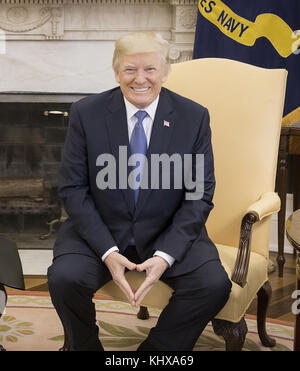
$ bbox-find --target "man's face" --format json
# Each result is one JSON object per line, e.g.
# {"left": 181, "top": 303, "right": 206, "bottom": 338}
{"left": 115, "top": 52, "right": 168, "bottom": 109}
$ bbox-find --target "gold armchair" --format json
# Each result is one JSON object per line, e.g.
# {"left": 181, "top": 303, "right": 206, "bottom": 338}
{"left": 96, "top": 58, "right": 287, "bottom": 351}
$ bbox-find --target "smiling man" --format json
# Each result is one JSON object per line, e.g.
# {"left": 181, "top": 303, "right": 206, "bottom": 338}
{"left": 47, "top": 32, "right": 232, "bottom": 351}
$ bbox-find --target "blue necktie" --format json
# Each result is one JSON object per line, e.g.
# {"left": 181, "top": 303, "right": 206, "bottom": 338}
{"left": 130, "top": 110, "right": 148, "bottom": 204}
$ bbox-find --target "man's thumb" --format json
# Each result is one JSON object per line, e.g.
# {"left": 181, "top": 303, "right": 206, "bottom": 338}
{"left": 136, "top": 262, "right": 147, "bottom": 272}
{"left": 124, "top": 259, "right": 137, "bottom": 271}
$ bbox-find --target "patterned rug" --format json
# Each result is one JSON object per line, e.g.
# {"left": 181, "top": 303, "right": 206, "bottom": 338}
{"left": 0, "top": 292, "right": 294, "bottom": 351}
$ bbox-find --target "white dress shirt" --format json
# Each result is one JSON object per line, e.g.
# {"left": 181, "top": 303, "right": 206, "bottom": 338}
{"left": 101, "top": 95, "right": 175, "bottom": 267}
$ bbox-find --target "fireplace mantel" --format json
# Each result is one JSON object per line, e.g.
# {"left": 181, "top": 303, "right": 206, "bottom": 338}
{"left": 0, "top": 0, "right": 197, "bottom": 5}
{"left": 0, "top": 0, "right": 197, "bottom": 47}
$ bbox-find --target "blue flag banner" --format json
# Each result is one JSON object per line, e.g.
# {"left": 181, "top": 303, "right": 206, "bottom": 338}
{"left": 193, "top": 0, "right": 300, "bottom": 118}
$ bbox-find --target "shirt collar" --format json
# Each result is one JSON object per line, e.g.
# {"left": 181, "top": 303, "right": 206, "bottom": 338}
{"left": 123, "top": 95, "right": 160, "bottom": 122}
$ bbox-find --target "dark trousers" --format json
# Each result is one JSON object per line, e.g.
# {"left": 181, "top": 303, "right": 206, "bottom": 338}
{"left": 47, "top": 247, "right": 231, "bottom": 351}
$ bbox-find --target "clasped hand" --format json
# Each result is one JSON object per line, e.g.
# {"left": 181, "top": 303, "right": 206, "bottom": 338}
{"left": 104, "top": 252, "right": 169, "bottom": 308}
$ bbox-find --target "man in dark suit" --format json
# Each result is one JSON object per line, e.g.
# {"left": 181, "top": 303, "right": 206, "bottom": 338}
{"left": 47, "top": 32, "right": 232, "bottom": 351}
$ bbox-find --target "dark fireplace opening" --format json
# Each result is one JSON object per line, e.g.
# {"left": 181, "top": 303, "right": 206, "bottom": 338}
{"left": 0, "top": 92, "right": 90, "bottom": 249}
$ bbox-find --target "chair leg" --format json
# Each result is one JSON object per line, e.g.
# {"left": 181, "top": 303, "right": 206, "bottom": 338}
{"left": 292, "top": 155, "right": 300, "bottom": 256}
{"left": 137, "top": 306, "right": 150, "bottom": 320}
{"left": 212, "top": 317, "right": 248, "bottom": 351}
{"left": 257, "top": 281, "right": 276, "bottom": 347}
{"left": 292, "top": 155, "right": 300, "bottom": 211}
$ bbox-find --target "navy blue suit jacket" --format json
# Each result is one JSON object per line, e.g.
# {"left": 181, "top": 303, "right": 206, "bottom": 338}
{"left": 53, "top": 87, "right": 220, "bottom": 278}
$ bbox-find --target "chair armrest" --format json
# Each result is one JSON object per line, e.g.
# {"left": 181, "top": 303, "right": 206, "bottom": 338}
{"left": 246, "top": 192, "right": 281, "bottom": 221}
{"left": 231, "top": 192, "right": 280, "bottom": 288}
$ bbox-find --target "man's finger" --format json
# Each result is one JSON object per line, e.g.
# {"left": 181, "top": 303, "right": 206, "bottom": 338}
{"left": 116, "top": 255, "right": 137, "bottom": 271}
{"left": 115, "top": 275, "right": 136, "bottom": 307}
{"left": 134, "top": 276, "right": 153, "bottom": 303}
{"left": 124, "top": 260, "right": 137, "bottom": 271}
{"left": 136, "top": 261, "right": 149, "bottom": 272}
{"left": 135, "top": 284, "right": 153, "bottom": 307}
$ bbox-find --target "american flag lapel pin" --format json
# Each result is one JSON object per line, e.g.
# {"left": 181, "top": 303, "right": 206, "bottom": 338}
{"left": 163, "top": 120, "right": 170, "bottom": 127}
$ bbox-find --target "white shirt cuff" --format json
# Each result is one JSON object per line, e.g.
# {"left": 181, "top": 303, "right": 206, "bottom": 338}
{"left": 154, "top": 250, "right": 175, "bottom": 267}
{"left": 101, "top": 246, "right": 119, "bottom": 261}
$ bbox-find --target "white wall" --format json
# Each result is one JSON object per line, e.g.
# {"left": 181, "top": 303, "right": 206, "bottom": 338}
{"left": 0, "top": 40, "right": 117, "bottom": 93}
{"left": 270, "top": 193, "right": 294, "bottom": 254}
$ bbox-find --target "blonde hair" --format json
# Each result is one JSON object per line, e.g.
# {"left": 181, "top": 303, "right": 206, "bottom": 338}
{"left": 112, "top": 32, "right": 171, "bottom": 74}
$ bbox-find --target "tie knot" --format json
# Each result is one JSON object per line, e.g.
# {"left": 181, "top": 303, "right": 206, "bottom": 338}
{"left": 135, "top": 110, "right": 148, "bottom": 123}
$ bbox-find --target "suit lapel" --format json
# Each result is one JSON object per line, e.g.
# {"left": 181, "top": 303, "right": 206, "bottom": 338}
{"left": 104, "top": 88, "right": 135, "bottom": 216}
{"left": 134, "top": 88, "right": 176, "bottom": 218}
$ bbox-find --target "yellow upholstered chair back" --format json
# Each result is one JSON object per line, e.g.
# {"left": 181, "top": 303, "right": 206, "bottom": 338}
{"left": 163, "top": 58, "right": 287, "bottom": 259}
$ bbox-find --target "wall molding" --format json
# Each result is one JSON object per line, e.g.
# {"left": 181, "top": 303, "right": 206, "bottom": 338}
{"left": 0, "top": 0, "right": 197, "bottom": 5}
{"left": 0, "top": 1, "right": 197, "bottom": 61}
